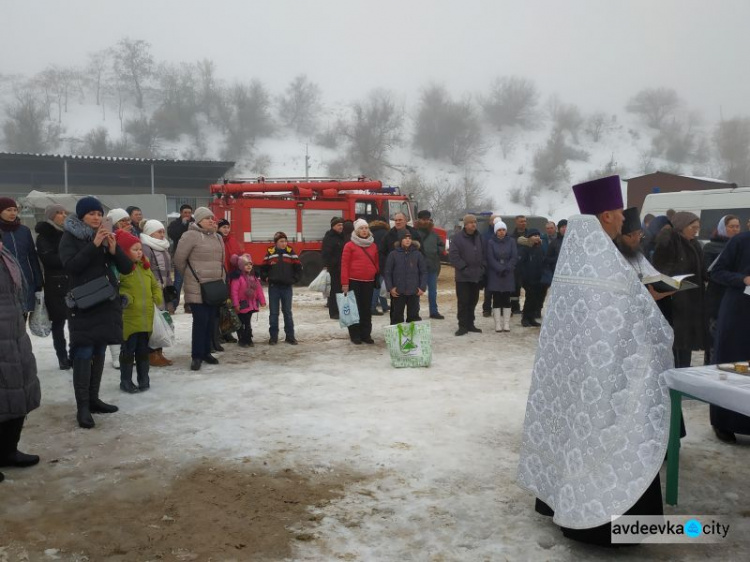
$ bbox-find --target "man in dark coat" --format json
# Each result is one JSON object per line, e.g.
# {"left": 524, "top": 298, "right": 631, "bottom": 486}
{"left": 369, "top": 216, "right": 391, "bottom": 315}
{"left": 35, "top": 204, "right": 71, "bottom": 369}
{"left": 167, "top": 204, "right": 194, "bottom": 310}
{"left": 510, "top": 215, "right": 528, "bottom": 314}
{"left": 416, "top": 210, "right": 445, "bottom": 319}
{"left": 709, "top": 230, "right": 750, "bottom": 443}
{"left": 321, "top": 217, "right": 346, "bottom": 319}
{"left": 449, "top": 214, "right": 484, "bottom": 336}
{"left": 517, "top": 229, "right": 545, "bottom": 327}
{"left": 380, "top": 212, "right": 422, "bottom": 268}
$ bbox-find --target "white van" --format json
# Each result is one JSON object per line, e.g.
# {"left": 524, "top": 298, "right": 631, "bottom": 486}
{"left": 640, "top": 187, "right": 750, "bottom": 240}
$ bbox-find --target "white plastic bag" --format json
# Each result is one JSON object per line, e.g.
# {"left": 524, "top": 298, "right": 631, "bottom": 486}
{"left": 336, "top": 291, "right": 360, "bottom": 328}
{"left": 379, "top": 278, "right": 388, "bottom": 298}
{"left": 29, "top": 291, "right": 52, "bottom": 337}
{"left": 149, "top": 305, "right": 175, "bottom": 348}
{"left": 308, "top": 269, "right": 330, "bottom": 292}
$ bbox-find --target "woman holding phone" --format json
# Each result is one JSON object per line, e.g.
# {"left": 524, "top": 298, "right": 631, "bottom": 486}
{"left": 58, "top": 197, "right": 132, "bottom": 429}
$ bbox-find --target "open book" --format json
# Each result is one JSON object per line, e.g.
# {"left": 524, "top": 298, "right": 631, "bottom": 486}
{"left": 642, "top": 273, "right": 698, "bottom": 293}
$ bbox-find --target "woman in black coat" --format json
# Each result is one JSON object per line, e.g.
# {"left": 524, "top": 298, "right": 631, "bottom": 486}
{"left": 652, "top": 212, "right": 706, "bottom": 368}
{"left": 58, "top": 197, "right": 132, "bottom": 429}
{"left": 708, "top": 231, "right": 750, "bottom": 443}
{"left": 35, "top": 204, "right": 71, "bottom": 370}
{"left": 0, "top": 197, "right": 44, "bottom": 314}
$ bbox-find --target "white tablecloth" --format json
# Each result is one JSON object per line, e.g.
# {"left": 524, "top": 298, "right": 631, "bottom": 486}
{"left": 663, "top": 366, "right": 750, "bottom": 417}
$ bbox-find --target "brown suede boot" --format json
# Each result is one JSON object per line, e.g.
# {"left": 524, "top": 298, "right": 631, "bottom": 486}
{"left": 158, "top": 349, "right": 174, "bottom": 366}
{"left": 149, "top": 351, "right": 170, "bottom": 367}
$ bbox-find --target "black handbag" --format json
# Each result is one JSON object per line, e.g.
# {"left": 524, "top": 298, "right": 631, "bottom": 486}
{"left": 66, "top": 276, "right": 117, "bottom": 310}
{"left": 187, "top": 261, "right": 228, "bottom": 306}
{"left": 162, "top": 285, "right": 179, "bottom": 303}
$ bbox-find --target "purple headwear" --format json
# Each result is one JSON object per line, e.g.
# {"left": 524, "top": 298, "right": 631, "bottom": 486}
{"left": 572, "top": 175, "right": 624, "bottom": 215}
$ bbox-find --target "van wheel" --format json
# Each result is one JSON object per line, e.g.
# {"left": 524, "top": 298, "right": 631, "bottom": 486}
{"left": 299, "top": 251, "right": 323, "bottom": 286}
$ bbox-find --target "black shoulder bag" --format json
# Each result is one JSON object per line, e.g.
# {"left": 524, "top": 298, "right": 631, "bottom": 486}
{"left": 187, "top": 261, "right": 228, "bottom": 306}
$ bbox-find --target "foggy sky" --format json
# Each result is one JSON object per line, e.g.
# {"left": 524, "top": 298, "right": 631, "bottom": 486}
{"left": 3, "top": 0, "right": 749, "bottom": 119}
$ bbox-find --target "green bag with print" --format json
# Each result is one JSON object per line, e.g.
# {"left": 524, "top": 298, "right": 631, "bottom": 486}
{"left": 383, "top": 321, "right": 432, "bottom": 368}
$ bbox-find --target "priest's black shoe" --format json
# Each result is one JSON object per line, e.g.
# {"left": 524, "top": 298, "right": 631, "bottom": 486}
{"left": 713, "top": 427, "right": 736, "bottom": 444}
{"left": 529, "top": 319, "right": 541, "bottom": 327}
{"left": 0, "top": 451, "right": 40, "bottom": 468}
{"left": 203, "top": 355, "right": 219, "bottom": 365}
{"left": 467, "top": 326, "right": 482, "bottom": 333}
{"left": 190, "top": 359, "right": 202, "bottom": 371}
{"left": 455, "top": 328, "right": 468, "bottom": 336}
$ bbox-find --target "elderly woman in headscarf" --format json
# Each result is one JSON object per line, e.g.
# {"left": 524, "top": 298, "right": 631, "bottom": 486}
{"left": 0, "top": 240, "right": 41, "bottom": 481}
{"left": 0, "top": 198, "right": 43, "bottom": 315}
{"left": 702, "top": 215, "right": 741, "bottom": 364}
{"left": 140, "top": 219, "right": 174, "bottom": 367}
{"left": 35, "top": 204, "right": 72, "bottom": 370}
{"left": 340, "top": 219, "right": 379, "bottom": 344}
{"left": 652, "top": 211, "right": 706, "bottom": 368}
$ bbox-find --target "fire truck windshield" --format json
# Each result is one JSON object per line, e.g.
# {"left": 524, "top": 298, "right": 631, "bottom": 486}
{"left": 388, "top": 200, "right": 412, "bottom": 222}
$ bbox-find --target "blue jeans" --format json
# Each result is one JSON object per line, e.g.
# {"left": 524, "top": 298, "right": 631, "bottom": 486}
{"left": 269, "top": 284, "right": 294, "bottom": 339}
{"left": 72, "top": 344, "right": 107, "bottom": 360}
{"left": 426, "top": 271, "right": 439, "bottom": 315}
{"left": 173, "top": 267, "right": 184, "bottom": 308}
{"left": 370, "top": 275, "right": 389, "bottom": 311}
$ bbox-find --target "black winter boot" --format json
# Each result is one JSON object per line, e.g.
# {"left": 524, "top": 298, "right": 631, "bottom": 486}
{"left": 0, "top": 417, "right": 39, "bottom": 467}
{"left": 90, "top": 355, "right": 119, "bottom": 414}
{"left": 135, "top": 353, "right": 151, "bottom": 391}
{"left": 72, "top": 358, "right": 95, "bottom": 428}
{"left": 119, "top": 355, "right": 139, "bottom": 394}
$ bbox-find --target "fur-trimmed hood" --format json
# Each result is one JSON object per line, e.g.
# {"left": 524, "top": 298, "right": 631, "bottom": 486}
{"left": 64, "top": 214, "right": 96, "bottom": 241}
{"left": 369, "top": 220, "right": 390, "bottom": 232}
{"left": 393, "top": 240, "right": 421, "bottom": 251}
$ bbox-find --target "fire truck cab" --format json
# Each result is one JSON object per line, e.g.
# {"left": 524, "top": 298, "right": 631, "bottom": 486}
{"left": 209, "top": 177, "right": 440, "bottom": 284}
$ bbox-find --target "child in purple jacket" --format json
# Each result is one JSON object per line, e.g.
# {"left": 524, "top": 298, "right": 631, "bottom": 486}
{"left": 230, "top": 254, "right": 266, "bottom": 347}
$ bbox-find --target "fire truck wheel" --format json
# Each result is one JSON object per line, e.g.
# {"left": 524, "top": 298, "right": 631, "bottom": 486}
{"left": 299, "top": 251, "right": 323, "bottom": 286}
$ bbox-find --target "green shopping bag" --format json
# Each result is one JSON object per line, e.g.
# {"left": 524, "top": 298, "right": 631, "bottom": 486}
{"left": 383, "top": 321, "right": 432, "bottom": 368}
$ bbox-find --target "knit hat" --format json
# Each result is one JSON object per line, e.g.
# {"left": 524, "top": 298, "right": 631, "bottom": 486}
{"left": 273, "top": 231, "right": 288, "bottom": 243}
{"left": 0, "top": 197, "right": 17, "bottom": 214}
{"left": 417, "top": 210, "right": 431, "bottom": 220}
{"left": 353, "top": 218, "right": 369, "bottom": 232}
{"left": 126, "top": 206, "right": 141, "bottom": 216}
{"left": 330, "top": 216, "right": 344, "bottom": 227}
{"left": 193, "top": 207, "right": 214, "bottom": 224}
{"left": 621, "top": 207, "right": 642, "bottom": 236}
{"left": 398, "top": 229, "right": 413, "bottom": 241}
{"left": 44, "top": 204, "right": 66, "bottom": 221}
{"left": 115, "top": 229, "right": 141, "bottom": 254}
{"left": 557, "top": 219, "right": 568, "bottom": 230}
{"left": 143, "top": 219, "right": 165, "bottom": 236}
{"left": 217, "top": 218, "right": 230, "bottom": 229}
{"left": 494, "top": 220, "right": 508, "bottom": 233}
{"left": 671, "top": 211, "right": 699, "bottom": 234}
{"left": 572, "top": 175, "right": 624, "bottom": 215}
{"left": 107, "top": 208, "right": 130, "bottom": 225}
{"left": 76, "top": 196, "right": 104, "bottom": 219}
{"left": 526, "top": 228, "right": 541, "bottom": 238}
{"left": 237, "top": 253, "right": 253, "bottom": 268}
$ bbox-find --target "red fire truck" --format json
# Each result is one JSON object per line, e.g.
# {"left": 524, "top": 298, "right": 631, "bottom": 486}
{"left": 209, "top": 177, "right": 446, "bottom": 284}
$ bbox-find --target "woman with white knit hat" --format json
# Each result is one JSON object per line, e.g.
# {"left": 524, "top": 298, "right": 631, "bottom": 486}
{"left": 140, "top": 219, "right": 174, "bottom": 366}
{"left": 340, "top": 218, "right": 379, "bottom": 344}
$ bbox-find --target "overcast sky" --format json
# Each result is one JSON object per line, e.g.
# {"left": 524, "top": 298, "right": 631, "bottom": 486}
{"left": 3, "top": 0, "right": 749, "bottom": 119}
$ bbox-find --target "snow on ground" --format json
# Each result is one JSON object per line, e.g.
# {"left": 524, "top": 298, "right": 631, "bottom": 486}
{"left": 3, "top": 274, "right": 750, "bottom": 560}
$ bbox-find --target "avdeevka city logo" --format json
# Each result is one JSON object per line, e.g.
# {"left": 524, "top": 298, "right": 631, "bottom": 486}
{"left": 684, "top": 519, "right": 702, "bottom": 538}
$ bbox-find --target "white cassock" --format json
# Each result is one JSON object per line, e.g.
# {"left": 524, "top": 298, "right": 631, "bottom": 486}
{"left": 516, "top": 214, "right": 674, "bottom": 530}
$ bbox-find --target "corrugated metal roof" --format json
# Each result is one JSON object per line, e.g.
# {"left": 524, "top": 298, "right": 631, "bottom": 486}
{"left": 0, "top": 151, "right": 234, "bottom": 166}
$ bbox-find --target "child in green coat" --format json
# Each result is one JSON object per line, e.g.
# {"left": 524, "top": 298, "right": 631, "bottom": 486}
{"left": 115, "top": 230, "right": 162, "bottom": 393}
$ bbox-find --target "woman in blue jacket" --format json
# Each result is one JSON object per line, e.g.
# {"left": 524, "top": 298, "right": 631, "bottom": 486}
{"left": 485, "top": 220, "right": 518, "bottom": 332}
{"left": 0, "top": 198, "right": 43, "bottom": 315}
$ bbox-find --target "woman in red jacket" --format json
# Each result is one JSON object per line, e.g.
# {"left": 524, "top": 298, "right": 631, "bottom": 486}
{"left": 341, "top": 219, "right": 379, "bottom": 344}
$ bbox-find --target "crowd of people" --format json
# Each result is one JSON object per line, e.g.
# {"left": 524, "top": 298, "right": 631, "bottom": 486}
{"left": 0, "top": 186, "right": 748, "bottom": 520}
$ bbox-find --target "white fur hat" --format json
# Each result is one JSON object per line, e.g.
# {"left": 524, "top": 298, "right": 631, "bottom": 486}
{"left": 494, "top": 220, "right": 508, "bottom": 233}
{"left": 107, "top": 208, "right": 129, "bottom": 224}
{"left": 143, "top": 219, "right": 165, "bottom": 236}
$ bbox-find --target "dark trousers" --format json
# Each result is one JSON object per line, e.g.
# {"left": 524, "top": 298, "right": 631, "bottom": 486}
{"left": 51, "top": 318, "right": 69, "bottom": 360}
{"left": 269, "top": 284, "right": 294, "bottom": 339}
{"left": 370, "top": 275, "right": 389, "bottom": 311}
{"left": 390, "top": 294, "right": 420, "bottom": 325}
{"left": 455, "top": 281, "right": 480, "bottom": 330}
{"left": 191, "top": 303, "right": 218, "bottom": 359}
{"left": 122, "top": 332, "right": 149, "bottom": 360}
{"left": 482, "top": 287, "right": 492, "bottom": 313}
{"left": 522, "top": 284, "right": 544, "bottom": 321}
{"left": 0, "top": 416, "right": 25, "bottom": 459}
{"left": 347, "top": 280, "right": 374, "bottom": 341}
{"left": 491, "top": 291, "right": 512, "bottom": 308}
{"left": 673, "top": 348, "right": 692, "bottom": 369}
{"left": 327, "top": 270, "right": 342, "bottom": 318}
{"left": 72, "top": 344, "right": 107, "bottom": 360}
{"left": 238, "top": 311, "right": 256, "bottom": 344}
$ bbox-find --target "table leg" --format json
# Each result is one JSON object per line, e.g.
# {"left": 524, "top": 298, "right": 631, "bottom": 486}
{"left": 666, "top": 390, "right": 683, "bottom": 506}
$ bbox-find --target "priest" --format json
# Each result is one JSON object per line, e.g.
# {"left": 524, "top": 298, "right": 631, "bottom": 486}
{"left": 517, "top": 176, "right": 674, "bottom": 546}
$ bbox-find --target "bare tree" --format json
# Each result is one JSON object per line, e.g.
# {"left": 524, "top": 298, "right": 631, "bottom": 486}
{"left": 339, "top": 89, "right": 403, "bottom": 177}
{"left": 713, "top": 117, "right": 750, "bottom": 184}
{"left": 278, "top": 74, "right": 322, "bottom": 135}
{"left": 221, "top": 79, "right": 275, "bottom": 159}
{"left": 86, "top": 49, "right": 110, "bottom": 106}
{"left": 2, "top": 90, "right": 61, "bottom": 152}
{"left": 152, "top": 62, "right": 199, "bottom": 140}
{"left": 585, "top": 111, "right": 608, "bottom": 142}
{"left": 80, "top": 126, "right": 111, "bottom": 155}
{"left": 497, "top": 129, "right": 518, "bottom": 159}
{"left": 196, "top": 59, "right": 222, "bottom": 124}
{"left": 626, "top": 87, "right": 681, "bottom": 129}
{"left": 548, "top": 96, "right": 584, "bottom": 143}
{"left": 482, "top": 76, "right": 539, "bottom": 130}
{"left": 123, "top": 115, "right": 160, "bottom": 157}
{"left": 112, "top": 37, "right": 154, "bottom": 109}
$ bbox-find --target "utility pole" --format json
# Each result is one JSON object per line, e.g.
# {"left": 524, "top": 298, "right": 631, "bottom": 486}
{"left": 304, "top": 144, "right": 310, "bottom": 180}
